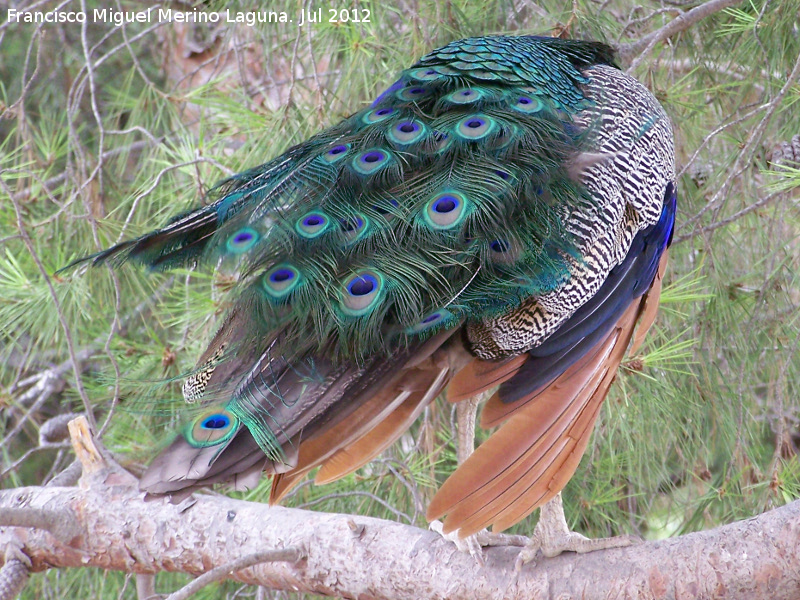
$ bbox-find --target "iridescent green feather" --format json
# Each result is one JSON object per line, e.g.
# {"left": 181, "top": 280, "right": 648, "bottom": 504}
{"left": 76, "top": 36, "right": 621, "bottom": 461}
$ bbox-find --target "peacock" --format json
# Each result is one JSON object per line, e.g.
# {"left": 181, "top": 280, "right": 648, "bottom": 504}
{"left": 68, "top": 35, "right": 675, "bottom": 564}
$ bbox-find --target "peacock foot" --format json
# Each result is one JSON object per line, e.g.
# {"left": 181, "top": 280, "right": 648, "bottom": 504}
{"left": 514, "top": 492, "right": 640, "bottom": 571}
{"left": 430, "top": 520, "right": 528, "bottom": 566}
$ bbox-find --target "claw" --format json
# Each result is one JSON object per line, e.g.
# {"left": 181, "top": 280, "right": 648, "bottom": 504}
{"left": 514, "top": 493, "right": 639, "bottom": 571}
{"left": 431, "top": 520, "right": 529, "bottom": 566}
{"left": 430, "top": 520, "right": 485, "bottom": 565}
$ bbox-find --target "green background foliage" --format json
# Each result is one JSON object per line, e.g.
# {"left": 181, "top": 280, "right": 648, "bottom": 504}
{"left": 2, "top": 0, "right": 800, "bottom": 597}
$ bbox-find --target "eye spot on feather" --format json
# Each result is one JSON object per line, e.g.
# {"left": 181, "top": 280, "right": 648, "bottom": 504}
{"left": 447, "top": 88, "right": 483, "bottom": 104}
{"left": 203, "top": 415, "right": 229, "bottom": 429}
{"left": 340, "top": 270, "right": 384, "bottom": 316}
{"left": 363, "top": 107, "right": 396, "bottom": 124}
{"left": 388, "top": 120, "right": 426, "bottom": 146}
{"left": 322, "top": 144, "right": 350, "bottom": 163}
{"left": 396, "top": 86, "right": 430, "bottom": 102}
{"left": 262, "top": 264, "right": 302, "bottom": 299}
{"left": 185, "top": 408, "right": 238, "bottom": 448}
{"left": 405, "top": 308, "right": 454, "bottom": 334}
{"left": 296, "top": 211, "right": 330, "bottom": 238}
{"left": 488, "top": 238, "right": 521, "bottom": 264}
{"left": 455, "top": 114, "right": 496, "bottom": 140}
{"left": 512, "top": 96, "right": 544, "bottom": 114}
{"left": 424, "top": 191, "right": 469, "bottom": 229}
{"left": 490, "top": 239, "right": 510, "bottom": 253}
{"left": 410, "top": 68, "right": 443, "bottom": 81}
{"left": 225, "top": 228, "right": 259, "bottom": 253}
{"left": 352, "top": 149, "right": 393, "bottom": 175}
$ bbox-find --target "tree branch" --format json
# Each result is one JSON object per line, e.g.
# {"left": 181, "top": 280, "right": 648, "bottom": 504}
{"left": 617, "top": 0, "right": 741, "bottom": 69}
{"left": 1, "top": 469, "right": 798, "bottom": 599}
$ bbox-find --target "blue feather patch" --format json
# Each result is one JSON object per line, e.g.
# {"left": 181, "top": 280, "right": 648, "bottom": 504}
{"left": 262, "top": 264, "right": 303, "bottom": 300}
{"left": 340, "top": 270, "right": 385, "bottom": 316}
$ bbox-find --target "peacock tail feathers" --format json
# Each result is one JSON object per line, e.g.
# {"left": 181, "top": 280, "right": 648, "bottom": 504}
{"left": 70, "top": 37, "right": 622, "bottom": 360}
{"left": 69, "top": 36, "right": 676, "bottom": 530}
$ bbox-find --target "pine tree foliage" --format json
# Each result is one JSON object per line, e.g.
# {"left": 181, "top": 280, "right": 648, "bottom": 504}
{"left": 1, "top": 0, "right": 799, "bottom": 598}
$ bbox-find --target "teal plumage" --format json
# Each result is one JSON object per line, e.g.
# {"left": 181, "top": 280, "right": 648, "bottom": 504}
{"left": 69, "top": 36, "right": 675, "bottom": 533}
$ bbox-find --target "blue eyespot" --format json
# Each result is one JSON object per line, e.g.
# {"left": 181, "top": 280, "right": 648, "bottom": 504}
{"left": 456, "top": 114, "right": 496, "bottom": 140}
{"left": 322, "top": 143, "right": 350, "bottom": 163}
{"left": 348, "top": 274, "right": 377, "bottom": 296}
{"left": 396, "top": 86, "right": 430, "bottom": 101}
{"left": 340, "top": 270, "right": 385, "bottom": 316}
{"left": 447, "top": 88, "right": 484, "bottom": 104}
{"left": 339, "top": 214, "right": 369, "bottom": 243}
{"left": 490, "top": 239, "right": 510, "bottom": 253}
{"left": 186, "top": 408, "right": 239, "bottom": 447}
{"left": 296, "top": 211, "right": 331, "bottom": 238}
{"left": 352, "top": 149, "right": 393, "bottom": 175}
{"left": 405, "top": 308, "right": 455, "bottom": 334}
{"left": 270, "top": 268, "right": 294, "bottom": 283}
{"left": 262, "top": 264, "right": 303, "bottom": 299}
{"left": 225, "top": 228, "right": 259, "bottom": 253}
{"left": 512, "top": 95, "right": 543, "bottom": 114}
{"left": 388, "top": 120, "right": 426, "bottom": 146}
{"left": 362, "top": 107, "right": 396, "bottom": 124}
{"left": 424, "top": 191, "right": 469, "bottom": 229}
{"left": 487, "top": 239, "right": 520, "bottom": 265}
{"left": 363, "top": 151, "right": 385, "bottom": 163}
{"left": 409, "top": 68, "right": 443, "bottom": 81}
{"left": 202, "top": 414, "right": 230, "bottom": 429}
{"left": 433, "top": 196, "right": 457, "bottom": 213}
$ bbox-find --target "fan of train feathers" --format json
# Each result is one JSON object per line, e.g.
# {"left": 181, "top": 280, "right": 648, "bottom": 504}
{"left": 66, "top": 35, "right": 676, "bottom": 533}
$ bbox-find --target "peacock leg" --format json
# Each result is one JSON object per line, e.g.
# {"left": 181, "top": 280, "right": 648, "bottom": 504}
{"left": 455, "top": 394, "right": 480, "bottom": 464}
{"left": 431, "top": 394, "right": 528, "bottom": 562}
{"left": 514, "top": 492, "right": 638, "bottom": 570}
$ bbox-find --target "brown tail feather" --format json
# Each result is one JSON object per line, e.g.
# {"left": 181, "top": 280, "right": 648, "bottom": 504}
{"left": 428, "top": 315, "right": 622, "bottom": 529}
{"left": 269, "top": 340, "right": 460, "bottom": 503}
{"left": 447, "top": 355, "right": 528, "bottom": 403}
{"left": 315, "top": 372, "right": 445, "bottom": 484}
{"left": 490, "top": 351, "right": 622, "bottom": 532}
{"left": 429, "top": 296, "right": 644, "bottom": 535}
{"left": 268, "top": 386, "right": 413, "bottom": 504}
{"left": 630, "top": 251, "right": 668, "bottom": 355}
{"left": 479, "top": 330, "right": 615, "bottom": 428}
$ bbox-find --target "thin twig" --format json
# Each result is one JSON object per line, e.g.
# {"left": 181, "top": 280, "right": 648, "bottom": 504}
{"left": 163, "top": 549, "right": 302, "bottom": 600}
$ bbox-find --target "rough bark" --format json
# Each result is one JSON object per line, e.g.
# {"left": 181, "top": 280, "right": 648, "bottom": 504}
{"left": 1, "top": 470, "right": 799, "bottom": 599}
{"left": 1, "top": 418, "right": 799, "bottom": 600}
